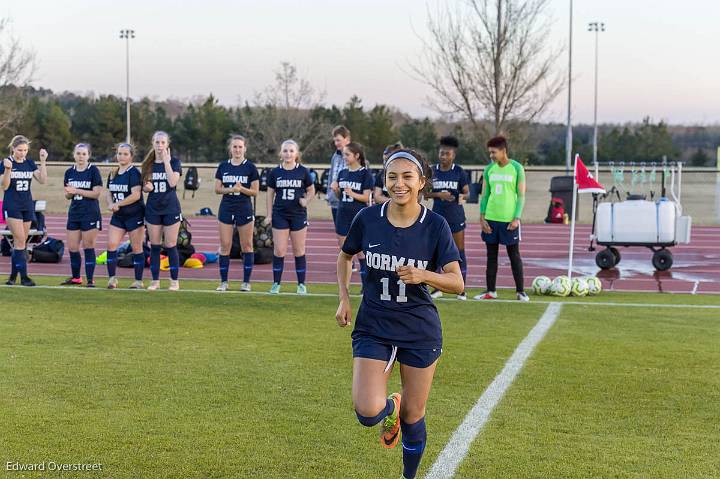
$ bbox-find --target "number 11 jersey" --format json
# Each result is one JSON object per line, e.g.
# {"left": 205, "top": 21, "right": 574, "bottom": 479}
{"left": 342, "top": 203, "right": 460, "bottom": 349}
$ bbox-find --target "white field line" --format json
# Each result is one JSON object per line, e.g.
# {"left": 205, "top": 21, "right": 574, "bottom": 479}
{"left": 425, "top": 302, "right": 563, "bottom": 479}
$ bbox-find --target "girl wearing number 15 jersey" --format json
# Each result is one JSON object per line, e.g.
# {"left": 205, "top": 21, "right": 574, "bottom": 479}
{"left": 335, "top": 149, "right": 463, "bottom": 479}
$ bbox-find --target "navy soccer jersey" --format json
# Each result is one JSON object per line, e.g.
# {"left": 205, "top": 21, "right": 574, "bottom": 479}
{"left": 107, "top": 166, "right": 144, "bottom": 218}
{"left": 146, "top": 157, "right": 182, "bottom": 216}
{"left": 215, "top": 159, "right": 260, "bottom": 209}
{"left": 375, "top": 171, "right": 389, "bottom": 198}
{"left": 337, "top": 167, "right": 374, "bottom": 215}
{"left": 64, "top": 164, "right": 102, "bottom": 221}
{"left": 3, "top": 157, "right": 37, "bottom": 210}
{"left": 267, "top": 164, "right": 314, "bottom": 216}
{"left": 431, "top": 163, "right": 469, "bottom": 224}
{"left": 342, "top": 203, "right": 460, "bottom": 349}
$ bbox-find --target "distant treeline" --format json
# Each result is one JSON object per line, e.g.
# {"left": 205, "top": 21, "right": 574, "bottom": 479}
{"left": 1, "top": 86, "right": 718, "bottom": 167}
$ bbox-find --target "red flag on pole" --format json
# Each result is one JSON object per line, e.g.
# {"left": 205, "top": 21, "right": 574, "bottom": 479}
{"left": 574, "top": 154, "right": 605, "bottom": 194}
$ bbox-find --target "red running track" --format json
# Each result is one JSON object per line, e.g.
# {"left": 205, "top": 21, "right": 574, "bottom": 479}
{"left": 1, "top": 215, "right": 719, "bottom": 294}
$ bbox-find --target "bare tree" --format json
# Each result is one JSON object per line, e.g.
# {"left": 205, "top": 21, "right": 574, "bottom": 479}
{"left": 0, "top": 18, "right": 36, "bottom": 131}
{"left": 244, "top": 62, "right": 329, "bottom": 161}
{"left": 413, "top": 0, "right": 563, "bottom": 137}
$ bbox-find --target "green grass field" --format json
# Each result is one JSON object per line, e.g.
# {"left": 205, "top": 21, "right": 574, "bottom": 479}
{"left": 1, "top": 279, "right": 718, "bottom": 478}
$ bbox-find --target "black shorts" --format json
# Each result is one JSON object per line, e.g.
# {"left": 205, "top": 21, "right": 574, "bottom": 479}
{"left": 110, "top": 214, "right": 145, "bottom": 232}
{"left": 67, "top": 217, "right": 102, "bottom": 231}
{"left": 218, "top": 203, "right": 254, "bottom": 226}
{"left": 145, "top": 212, "right": 182, "bottom": 226}
{"left": 272, "top": 213, "right": 307, "bottom": 231}
{"left": 334, "top": 207, "right": 362, "bottom": 236}
{"left": 3, "top": 208, "right": 35, "bottom": 222}
{"left": 481, "top": 220, "right": 521, "bottom": 245}
{"left": 352, "top": 334, "right": 442, "bottom": 369}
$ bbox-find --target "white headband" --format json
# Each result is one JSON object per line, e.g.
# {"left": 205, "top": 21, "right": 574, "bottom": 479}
{"left": 385, "top": 151, "right": 423, "bottom": 175}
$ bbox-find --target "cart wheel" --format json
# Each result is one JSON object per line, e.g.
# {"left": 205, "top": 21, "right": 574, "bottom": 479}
{"left": 652, "top": 249, "right": 673, "bottom": 271}
{"left": 595, "top": 249, "right": 616, "bottom": 269}
{"left": 609, "top": 247, "right": 621, "bottom": 265}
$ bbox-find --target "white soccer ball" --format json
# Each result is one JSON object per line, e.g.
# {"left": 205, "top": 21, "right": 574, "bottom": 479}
{"left": 531, "top": 276, "right": 553, "bottom": 295}
{"left": 585, "top": 276, "right": 603, "bottom": 295}
{"left": 551, "top": 276, "right": 571, "bottom": 297}
{"left": 571, "top": 277, "right": 589, "bottom": 297}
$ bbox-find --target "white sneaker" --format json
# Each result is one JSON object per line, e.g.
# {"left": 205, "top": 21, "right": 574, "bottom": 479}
{"left": 128, "top": 280, "right": 144, "bottom": 289}
{"left": 430, "top": 289, "right": 443, "bottom": 299}
{"left": 107, "top": 276, "right": 118, "bottom": 289}
{"left": 168, "top": 280, "right": 180, "bottom": 291}
{"left": 473, "top": 291, "right": 498, "bottom": 300}
{"left": 147, "top": 280, "right": 161, "bottom": 291}
{"left": 457, "top": 292, "right": 467, "bottom": 301}
{"left": 240, "top": 282, "right": 251, "bottom": 292}
{"left": 296, "top": 283, "right": 307, "bottom": 295}
{"left": 517, "top": 292, "right": 530, "bottom": 302}
{"left": 216, "top": 281, "right": 229, "bottom": 292}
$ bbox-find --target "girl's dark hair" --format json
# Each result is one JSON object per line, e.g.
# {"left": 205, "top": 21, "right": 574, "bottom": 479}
{"left": 383, "top": 142, "right": 404, "bottom": 157}
{"left": 439, "top": 136, "right": 459, "bottom": 149}
{"left": 111, "top": 142, "right": 135, "bottom": 179}
{"left": 344, "top": 142, "right": 367, "bottom": 167}
{"left": 486, "top": 135, "right": 508, "bottom": 150}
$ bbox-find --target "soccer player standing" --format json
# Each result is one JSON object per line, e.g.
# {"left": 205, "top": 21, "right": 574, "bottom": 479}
{"left": 2, "top": 135, "right": 48, "bottom": 286}
{"left": 141, "top": 131, "right": 183, "bottom": 291}
{"left": 330, "top": 142, "right": 374, "bottom": 283}
{"left": 264, "top": 140, "right": 315, "bottom": 294}
{"left": 326, "top": 125, "right": 351, "bottom": 227}
{"left": 336, "top": 149, "right": 463, "bottom": 479}
{"left": 105, "top": 143, "right": 146, "bottom": 289}
{"left": 426, "top": 136, "right": 470, "bottom": 300}
{"left": 474, "top": 135, "right": 529, "bottom": 301}
{"left": 214, "top": 134, "right": 260, "bottom": 292}
{"left": 61, "top": 143, "right": 103, "bottom": 287}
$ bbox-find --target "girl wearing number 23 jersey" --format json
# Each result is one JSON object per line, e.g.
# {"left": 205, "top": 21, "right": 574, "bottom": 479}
{"left": 335, "top": 149, "right": 463, "bottom": 479}
{"left": 2, "top": 135, "right": 48, "bottom": 287}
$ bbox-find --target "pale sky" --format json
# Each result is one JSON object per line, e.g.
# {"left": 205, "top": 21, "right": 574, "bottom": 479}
{"left": 3, "top": 0, "right": 719, "bottom": 124}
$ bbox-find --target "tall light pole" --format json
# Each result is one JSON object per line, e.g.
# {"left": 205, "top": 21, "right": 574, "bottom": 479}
{"left": 119, "top": 29, "right": 135, "bottom": 144}
{"left": 588, "top": 22, "right": 605, "bottom": 167}
{"left": 564, "top": 0, "right": 573, "bottom": 174}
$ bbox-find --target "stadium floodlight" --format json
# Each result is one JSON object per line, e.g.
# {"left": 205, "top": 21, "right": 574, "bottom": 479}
{"left": 564, "top": 0, "right": 573, "bottom": 175}
{"left": 588, "top": 22, "right": 605, "bottom": 168}
{"left": 119, "top": 29, "right": 135, "bottom": 144}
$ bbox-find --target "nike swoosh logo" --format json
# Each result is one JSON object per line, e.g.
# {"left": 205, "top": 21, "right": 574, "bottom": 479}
{"left": 369, "top": 243, "right": 381, "bottom": 248}
{"left": 383, "top": 430, "right": 399, "bottom": 446}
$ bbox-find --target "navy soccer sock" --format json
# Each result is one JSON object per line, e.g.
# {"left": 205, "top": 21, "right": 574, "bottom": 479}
{"left": 106, "top": 250, "right": 117, "bottom": 277}
{"left": 133, "top": 253, "right": 145, "bottom": 281}
{"left": 83, "top": 248, "right": 96, "bottom": 282}
{"left": 150, "top": 244, "right": 162, "bottom": 280}
{"left": 401, "top": 417, "right": 427, "bottom": 479}
{"left": 13, "top": 248, "right": 28, "bottom": 279}
{"left": 219, "top": 255, "right": 230, "bottom": 282}
{"left": 272, "top": 255, "right": 284, "bottom": 284}
{"left": 295, "top": 255, "right": 306, "bottom": 284}
{"left": 243, "top": 252, "right": 254, "bottom": 283}
{"left": 167, "top": 246, "right": 179, "bottom": 281}
{"left": 69, "top": 251, "right": 82, "bottom": 279}
{"left": 355, "top": 398, "right": 395, "bottom": 427}
{"left": 459, "top": 249, "right": 467, "bottom": 289}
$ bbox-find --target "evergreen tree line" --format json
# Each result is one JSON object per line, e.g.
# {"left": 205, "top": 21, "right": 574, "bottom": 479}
{"left": 1, "top": 86, "right": 717, "bottom": 167}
